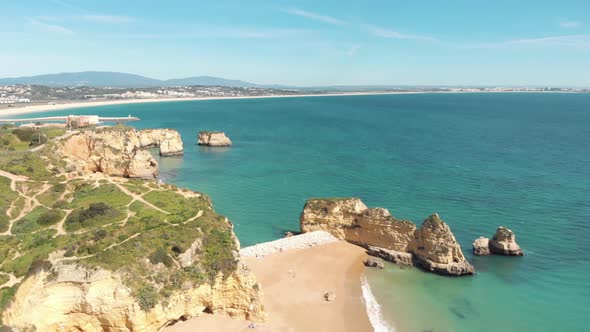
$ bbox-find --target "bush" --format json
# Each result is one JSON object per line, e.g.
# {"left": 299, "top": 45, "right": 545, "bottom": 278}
{"left": 149, "top": 247, "right": 174, "bottom": 267}
{"left": 11, "top": 128, "right": 34, "bottom": 142}
{"left": 137, "top": 285, "right": 158, "bottom": 311}
{"left": 92, "top": 229, "right": 108, "bottom": 242}
{"left": 66, "top": 203, "right": 116, "bottom": 229}
{"left": 36, "top": 210, "right": 62, "bottom": 226}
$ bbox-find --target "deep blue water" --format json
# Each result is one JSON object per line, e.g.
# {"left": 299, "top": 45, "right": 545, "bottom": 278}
{"left": 20, "top": 93, "right": 590, "bottom": 331}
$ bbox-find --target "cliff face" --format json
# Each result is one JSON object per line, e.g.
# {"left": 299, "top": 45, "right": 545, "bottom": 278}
{"left": 2, "top": 261, "right": 264, "bottom": 332}
{"left": 198, "top": 131, "right": 232, "bottom": 147}
{"left": 137, "top": 129, "right": 184, "bottom": 156}
{"left": 52, "top": 127, "right": 158, "bottom": 178}
{"left": 0, "top": 126, "right": 265, "bottom": 330}
{"left": 300, "top": 198, "right": 474, "bottom": 276}
{"left": 411, "top": 214, "right": 474, "bottom": 276}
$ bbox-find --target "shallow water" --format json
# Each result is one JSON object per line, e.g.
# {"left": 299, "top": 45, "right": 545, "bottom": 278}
{"left": 21, "top": 93, "right": 590, "bottom": 331}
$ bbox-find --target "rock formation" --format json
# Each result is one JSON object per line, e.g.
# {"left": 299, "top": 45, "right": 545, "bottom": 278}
{"left": 472, "top": 237, "right": 491, "bottom": 256}
{"left": 198, "top": 131, "right": 232, "bottom": 147}
{"left": 472, "top": 227, "right": 523, "bottom": 256}
{"left": 300, "top": 198, "right": 474, "bottom": 276}
{"left": 363, "top": 257, "right": 385, "bottom": 269}
{"left": 137, "top": 128, "right": 184, "bottom": 156}
{"left": 51, "top": 127, "right": 158, "bottom": 178}
{"left": 411, "top": 213, "right": 474, "bottom": 276}
{"left": 2, "top": 261, "right": 265, "bottom": 331}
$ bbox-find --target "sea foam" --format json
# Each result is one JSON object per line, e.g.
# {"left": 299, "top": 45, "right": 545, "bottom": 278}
{"left": 361, "top": 275, "right": 395, "bottom": 332}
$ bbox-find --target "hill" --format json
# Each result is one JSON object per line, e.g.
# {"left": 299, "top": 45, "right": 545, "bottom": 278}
{"left": 0, "top": 71, "right": 260, "bottom": 88}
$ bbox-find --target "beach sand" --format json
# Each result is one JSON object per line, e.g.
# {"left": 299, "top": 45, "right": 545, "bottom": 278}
{"left": 163, "top": 241, "right": 373, "bottom": 332}
{"left": 0, "top": 92, "right": 421, "bottom": 118}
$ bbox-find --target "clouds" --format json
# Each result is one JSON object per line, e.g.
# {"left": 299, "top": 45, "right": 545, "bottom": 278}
{"left": 560, "top": 20, "right": 582, "bottom": 29}
{"left": 80, "top": 15, "right": 134, "bottom": 24}
{"left": 367, "top": 25, "right": 437, "bottom": 42}
{"left": 466, "top": 35, "right": 590, "bottom": 49}
{"left": 27, "top": 17, "right": 74, "bottom": 35}
{"left": 283, "top": 8, "right": 345, "bottom": 25}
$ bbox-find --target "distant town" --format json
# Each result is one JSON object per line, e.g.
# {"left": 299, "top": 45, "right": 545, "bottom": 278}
{"left": 1, "top": 84, "right": 588, "bottom": 108}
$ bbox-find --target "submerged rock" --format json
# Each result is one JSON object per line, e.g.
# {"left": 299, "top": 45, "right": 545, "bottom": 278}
{"left": 299, "top": 198, "right": 474, "bottom": 276}
{"left": 472, "top": 237, "right": 491, "bottom": 256}
{"left": 137, "top": 128, "right": 184, "bottom": 156}
{"left": 489, "top": 227, "right": 524, "bottom": 256}
{"left": 198, "top": 131, "right": 232, "bottom": 147}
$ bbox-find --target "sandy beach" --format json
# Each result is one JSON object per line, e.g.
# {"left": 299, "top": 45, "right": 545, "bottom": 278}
{"left": 164, "top": 241, "right": 373, "bottom": 332}
{"left": 0, "top": 91, "right": 421, "bottom": 118}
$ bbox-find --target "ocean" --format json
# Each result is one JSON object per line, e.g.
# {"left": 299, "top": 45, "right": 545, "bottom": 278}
{"left": 19, "top": 93, "right": 590, "bottom": 331}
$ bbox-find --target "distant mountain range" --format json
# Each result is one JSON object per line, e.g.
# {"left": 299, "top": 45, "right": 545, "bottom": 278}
{"left": 0, "top": 71, "right": 269, "bottom": 88}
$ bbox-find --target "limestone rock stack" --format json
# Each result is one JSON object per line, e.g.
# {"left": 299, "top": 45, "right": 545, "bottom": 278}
{"left": 299, "top": 198, "right": 474, "bottom": 276}
{"left": 472, "top": 227, "right": 523, "bottom": 256}
{"left": 198, "top": 131, "right": 232, "bottom": 147}
{"left": 137, "top": 128, "right": 184, "bottom": 156}
{"left": 411, "top": 213, "right": 475, "bottom": 276}
{"left": 472, "top": 237, "right": 491, "bottom": 256}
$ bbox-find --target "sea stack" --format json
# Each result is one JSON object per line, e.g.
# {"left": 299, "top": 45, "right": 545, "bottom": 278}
{"left": 198, "top": 131, "right": 232, "bottom": 147}
{"left": 137, "top": 128, "right": 184, "bottom": 156}
{"left": 472, "top": 227, "right": 523, "bottom": 256}
{"left": 489, "top": 227, "right": 524, "bottom": 256}
{"left": 299, "top": 197, "right": 474, "bottom": 276}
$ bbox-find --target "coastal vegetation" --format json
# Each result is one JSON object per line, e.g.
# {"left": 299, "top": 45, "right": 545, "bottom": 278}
{"left": 0, "top": 126, "right": 243, "bottom": 327}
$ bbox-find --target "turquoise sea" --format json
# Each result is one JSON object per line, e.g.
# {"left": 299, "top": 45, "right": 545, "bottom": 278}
{"left": 20, "top": 93, "right": 590, "bottom": 331}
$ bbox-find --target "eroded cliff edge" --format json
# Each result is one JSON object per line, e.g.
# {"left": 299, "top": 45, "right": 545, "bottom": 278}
{"left": 299, "top": 197, "right": 474, "bottom": 276}
{"left": 0, "top": 126, "right": 264, "bottom": 331}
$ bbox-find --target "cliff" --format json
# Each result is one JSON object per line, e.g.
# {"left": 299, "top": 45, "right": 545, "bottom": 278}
{"left": 300, "top": 198, "right": 474, "bottom": 276}
{"left": 198, "top": 131, "right": 232, "bottom": 147}
{"left": 0, "top": 126, "right": 265, "bottom": 331}
{"left": 137, "top": 129, "right": 184, "bottom": 156}
{"left": 49, "top": 127, "right": 159, "bottom": 178}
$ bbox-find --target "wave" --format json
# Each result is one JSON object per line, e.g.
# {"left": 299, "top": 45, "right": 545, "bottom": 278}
{"left": 361, "top": 275, "right": 395, "bottom": 332}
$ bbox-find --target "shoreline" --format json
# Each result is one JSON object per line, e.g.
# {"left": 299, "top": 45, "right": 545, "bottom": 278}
{"left": 0, "top": 91, "right": 419, "bottom": 117}
{"left": 165, "top": 240, "right": 374, "bottom": 332}
{"left": 0, "top": 90, "right": 580, "bottom": 118}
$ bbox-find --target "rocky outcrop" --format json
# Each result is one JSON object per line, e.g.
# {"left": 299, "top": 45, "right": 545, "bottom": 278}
{"left": 363, "top": 257, "right": 385, "bottom": 269}
{"left": 300, "top": 198, "right": 474, "bottom": 276}
{"left": 472, "top": 237, "right": 491, "bottom": 256}
{"left": 489, "top": 227, "right": 523, "bottom": 256}
{"left": 472, "top": 227, "right": 523, "bottom": 256}
{"left": 2, "top": 261, "right": 265, "bottom": 331}
{"left": 411, "top": 214, "right": 474, "bottom": 276}
{"left": 52, "top": 127, "right": 158, "bottom": 178}
{"left": 137, "top": 129, "right": 184, "bottom": 156}
{"left": 198, "top": 131, "right": 232, "bottom": 147}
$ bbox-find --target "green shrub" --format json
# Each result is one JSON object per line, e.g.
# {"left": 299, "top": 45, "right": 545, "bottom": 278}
{"left": 36, "top": 210, "right": 62, "bottom": 226}
{"left": 149, "top": 247, "right": 174, "bottom": 267}
{"left": 137, "top": 285, "right": 158, "bottom": 311}
{"left": 11, "top": 128, "right": 34, "bottom": 142}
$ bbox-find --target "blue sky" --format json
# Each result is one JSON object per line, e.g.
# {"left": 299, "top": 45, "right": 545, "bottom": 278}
{"left": 1, "top": 0, "right": 589, "bottom": 86}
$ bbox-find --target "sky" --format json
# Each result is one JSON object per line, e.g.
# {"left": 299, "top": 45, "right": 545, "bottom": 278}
{"left": 0, "top": 0, "right": 589, "bottom": 87}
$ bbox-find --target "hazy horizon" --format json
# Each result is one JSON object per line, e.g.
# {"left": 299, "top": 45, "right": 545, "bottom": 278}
{"left": 1, "top": 0, "right": 589, "bottom": 87}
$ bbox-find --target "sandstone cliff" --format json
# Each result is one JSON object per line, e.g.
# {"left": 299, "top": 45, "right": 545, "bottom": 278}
{"left": 137, "top": 129, "right": 184, "bottom": 156}
{"left": 300, "top": 198, "right": 474, "bottom": 276}
{"left": 2, "top": 261, "right": 264, "bottom": 331}
{"left": 50, "top": 127, "right": 158, "bottom": 178}
{"left": 198, "top": 131, "right": 232, "bottom": 147}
